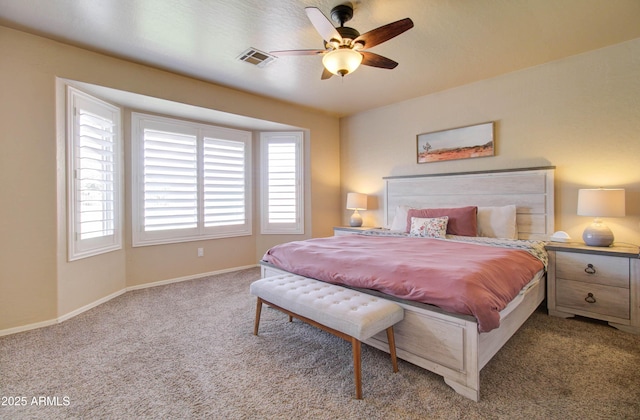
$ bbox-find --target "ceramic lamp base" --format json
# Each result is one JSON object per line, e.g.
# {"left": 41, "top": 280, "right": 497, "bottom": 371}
{"left": 583, "top": 220, "right": 614, "bottom": 247}
{"left": 349, "top": 210, "right": 363, "bottom": 227}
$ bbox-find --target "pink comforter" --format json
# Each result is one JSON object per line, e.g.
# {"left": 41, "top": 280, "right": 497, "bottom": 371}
{"left": 262, "top": 235, "right": 544, "bottom": 332}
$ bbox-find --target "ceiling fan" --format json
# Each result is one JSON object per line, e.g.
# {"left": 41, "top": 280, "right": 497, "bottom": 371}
{"left": 270, "top": 3, "right": 414, "bottom": 79}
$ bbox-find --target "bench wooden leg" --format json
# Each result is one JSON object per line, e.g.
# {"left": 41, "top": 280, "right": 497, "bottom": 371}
{"left": 386, "top": 326, "right": 399, "bottom": 373}
{"left": 253, "top": 298, "right": 263, "bottom": 336}
{"left": 351, "top": 337, "right": 362, "bottom": 399}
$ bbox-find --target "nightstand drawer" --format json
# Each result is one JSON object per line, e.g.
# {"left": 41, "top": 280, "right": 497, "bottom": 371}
{"left": 556, "top": 279, "right": 630, "bottom": 319}
{"left": 556, "top": 252, "right": 629, "bottom": 288}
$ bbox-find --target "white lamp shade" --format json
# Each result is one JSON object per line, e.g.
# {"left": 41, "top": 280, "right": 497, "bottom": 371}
{"left": 322, "top": 48, "right": 363, "bottom": 76}
{"left": 577, "top": 189, "right": 625, "bottom": 217}
{"left": 346, "top": 192, "right": 367, "bottom": 210}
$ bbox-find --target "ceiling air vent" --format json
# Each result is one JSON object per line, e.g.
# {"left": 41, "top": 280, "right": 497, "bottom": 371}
{"left": 237, "top": 48, "right": 277, "bottom": 68}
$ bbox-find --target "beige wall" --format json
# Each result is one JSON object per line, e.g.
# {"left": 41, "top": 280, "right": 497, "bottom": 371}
{"left": 0, "top": 27, "right": 340, "bottom": 332}
{"left": 340, "top": 38, "right": 640, "bottom": 246}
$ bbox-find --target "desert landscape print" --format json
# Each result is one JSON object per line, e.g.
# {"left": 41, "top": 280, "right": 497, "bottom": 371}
{"left": 417, "top": 121, "right": 494, "bottom": 163}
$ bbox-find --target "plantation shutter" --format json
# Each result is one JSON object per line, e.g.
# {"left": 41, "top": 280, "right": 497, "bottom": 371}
{"left": 68, "top": 87, "right": 122, "bottom": 261}
{"left": 131, "top": 113, "right": 251, "bottom": 246}
{"left": 203, "top": 138, "right": 246, "bottom": 227}
{"left": 260, "top": 132, "right": 304, "bottom": 234}
{"left": 76, "top": 110, "right": 116, "bottom": 239}
{"left": 267, "top": 142, "right": 297, "bottom": 224}
{"left": 142, "top": 128, "right": 198, "bottom": 232}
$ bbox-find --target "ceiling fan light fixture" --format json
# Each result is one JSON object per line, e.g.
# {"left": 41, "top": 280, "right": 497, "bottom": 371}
{"left": 322, "top": 48, "right": 363, "bottom": 77}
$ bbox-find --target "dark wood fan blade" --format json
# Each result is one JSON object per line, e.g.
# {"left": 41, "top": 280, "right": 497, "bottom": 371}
{"left": 321, "top": 68, "right": 334, "bottom": 80}
{"left": 360, "top": 51, "right": 398, "bottom": 69}
{"left": 305, "top": 7, "right": 342, "bottom": 44}
{"left": 270, "top": 49, "right": 326, "bottom": 56}
{"left": 354, "top": 18, "right": 413, "bottom": 49}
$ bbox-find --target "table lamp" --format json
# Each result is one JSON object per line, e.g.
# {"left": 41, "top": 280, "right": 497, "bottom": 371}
{"left": 577, "top": 188, "right": 625, "bottom": 247}
{"left": 346, "top": 192, "right": 367, "bottom": 227}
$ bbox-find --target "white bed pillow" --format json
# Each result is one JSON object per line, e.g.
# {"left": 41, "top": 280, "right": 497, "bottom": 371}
{"left": 409, "top": 216, "right": 448, "bottom": 238}
{"left": 477, "top": 205, "right": 517, "bottom": 239}
{"left": 388, "top": 205, "right": 412, "bottom": 231}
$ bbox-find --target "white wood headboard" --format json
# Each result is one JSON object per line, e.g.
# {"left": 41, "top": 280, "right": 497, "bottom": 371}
{"left": 384, "top": 167, "right": 555, "bottom": 241}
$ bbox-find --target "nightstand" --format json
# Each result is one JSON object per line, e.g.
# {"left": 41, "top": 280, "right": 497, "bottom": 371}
{"left": 546, "top": 242, "right": 640, "bottom": 334}
{"left": 333, "top": 226, "right": 379, "bottom": 236}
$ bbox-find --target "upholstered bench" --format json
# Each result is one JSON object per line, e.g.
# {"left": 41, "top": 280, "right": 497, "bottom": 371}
{"left": 250, "top": 274, "right": 404, "bottom": 399}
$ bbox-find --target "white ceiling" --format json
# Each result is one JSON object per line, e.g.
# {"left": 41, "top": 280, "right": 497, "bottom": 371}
{"left": 2, "top": 0, "right": 640, "bottom": 117}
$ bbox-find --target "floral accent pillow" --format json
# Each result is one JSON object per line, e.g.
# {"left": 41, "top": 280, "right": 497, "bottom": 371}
{"left": 409, "top": 216, "right": 449, "bottom": 238}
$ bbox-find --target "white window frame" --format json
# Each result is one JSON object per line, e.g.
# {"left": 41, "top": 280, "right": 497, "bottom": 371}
{"left": 131, "top": 112, "right": 252, "bottom": 247}
{"left": 67, "top": 87, "right": 123, "bottom": 261}
{"left": 260, "top": 132, "right": 304, "bottom": 234}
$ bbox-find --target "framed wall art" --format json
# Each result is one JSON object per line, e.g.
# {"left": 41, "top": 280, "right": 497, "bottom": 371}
{"left": 417, "top": 121, "right": 494, "bottom": 163}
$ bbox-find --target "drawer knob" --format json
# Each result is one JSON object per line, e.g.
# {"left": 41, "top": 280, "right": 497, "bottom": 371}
{"left": 585, "top": 292, "right": 596, "bottom": 304}
{"left": 584, "top": 264, "right": 596, "bottom": 274}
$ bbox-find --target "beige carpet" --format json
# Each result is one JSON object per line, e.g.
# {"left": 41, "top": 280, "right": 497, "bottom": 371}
{"left": 1, "top": 267, "right": 639, "bottom": 419}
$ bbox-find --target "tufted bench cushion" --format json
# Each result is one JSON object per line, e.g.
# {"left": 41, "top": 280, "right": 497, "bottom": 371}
{"left": 250, "top": 274, "right": 404, "bottom": 341}
{"left": 250, "top": 274, "right": 404, "bottom": 399}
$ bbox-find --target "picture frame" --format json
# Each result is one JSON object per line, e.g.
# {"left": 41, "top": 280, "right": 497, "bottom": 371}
{"left": 417, "top": 121, "right": 494, "bottom": 163}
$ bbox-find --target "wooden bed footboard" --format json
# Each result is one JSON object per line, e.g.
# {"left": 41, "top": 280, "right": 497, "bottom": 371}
{"left": 365, "top": 298, "right": 481, "bottom": 400}
{"left": 365, "top": 274, "right": 545, "bottom": 401}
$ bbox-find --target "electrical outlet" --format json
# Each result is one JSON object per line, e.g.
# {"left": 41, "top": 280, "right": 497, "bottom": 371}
{"left": 197, "top": 248, "right": 204, "bottom": 257}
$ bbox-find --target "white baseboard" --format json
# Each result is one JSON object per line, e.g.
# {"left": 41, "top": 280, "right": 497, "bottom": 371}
{"left": 0, "top": 319, "right": 59, "bottom": 338}
{"left": 125, "top": 264, "right": 257, "bottom": 291}
{"left": 0, "top": 264, "right": 258, "bottom": 337}
{"left": 57, "top": 289, "right": 127, "bottom": 324}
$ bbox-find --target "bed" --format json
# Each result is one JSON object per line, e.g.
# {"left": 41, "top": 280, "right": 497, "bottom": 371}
{"left": 260, "top": 167, "right": 555, "bottom": 401}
